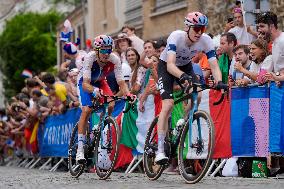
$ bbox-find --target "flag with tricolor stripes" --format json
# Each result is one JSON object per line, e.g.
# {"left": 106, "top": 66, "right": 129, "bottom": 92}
{"left": 21, "top": 69, "right": 33, "bottom": 78}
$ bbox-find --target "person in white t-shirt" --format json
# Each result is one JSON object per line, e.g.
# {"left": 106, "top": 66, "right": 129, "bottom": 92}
{"left": 256, "top": 12, "right": 284, "bottom": 82}
{"left": 122, "top": 25, "right": 144, "bottom": 55}
{"left": 225, "top": 8, "right": 257, "bottom": 45}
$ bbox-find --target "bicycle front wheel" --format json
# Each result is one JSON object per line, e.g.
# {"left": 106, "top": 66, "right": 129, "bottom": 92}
{"left": 94, "top": 116, "right": 120, "bottom": 180}
{"left": 178, "top": 110, "right": 215, "bottom": 184}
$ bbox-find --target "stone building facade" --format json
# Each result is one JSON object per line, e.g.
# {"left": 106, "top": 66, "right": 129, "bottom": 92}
{"left": 271, "top": 0, "right": 284, "bottom": 29}
{"left": 57, "top": 0, "right": 283, "bottom": 65}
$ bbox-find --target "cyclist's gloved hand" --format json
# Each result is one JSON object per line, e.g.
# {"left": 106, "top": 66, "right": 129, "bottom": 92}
{"left": 215, "top": 81, "right": 227, "bottom": 90}
{"left": 179, "top": 73, "right": 192, "bottom": 86}
{"left": 126, "top": 93, "right": 137, "bottom": 103}
{"left": 92, "top": 87, "right": 101, "bottom": 98}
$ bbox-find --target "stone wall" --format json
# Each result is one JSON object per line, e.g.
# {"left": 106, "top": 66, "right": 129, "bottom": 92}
{"left": 270, "top": 0, "right": 284, "bottom": 30}
{"left": 142, "top": 0, "right": 283, "bottom": 40}
{"left": 142, "top": 0, "right": 234, "bottom": 39}
{"left": 199, "top": 0, "right": 234, "bottom": 35}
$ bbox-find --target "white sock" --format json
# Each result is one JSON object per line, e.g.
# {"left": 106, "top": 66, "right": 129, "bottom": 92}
{"left": 77, "top": 134, "right": 85, "bottom": 152}
{"left": 157, "top": 133, "right": 166, "bottom": 154}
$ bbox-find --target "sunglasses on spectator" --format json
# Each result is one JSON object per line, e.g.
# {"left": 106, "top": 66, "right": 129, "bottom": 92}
{"left": 191, "top": 26, "right": 206, "bottom": 34}
{"left": 99, "top": 48, "right": 112, "bottom": 54}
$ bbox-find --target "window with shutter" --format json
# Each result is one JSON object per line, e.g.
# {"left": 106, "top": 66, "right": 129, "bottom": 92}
{"left": 153, "top": 0, "right": 186, "bottom": 13}
{"left": 125, "top": 0, "right": 142, "bottom": 25}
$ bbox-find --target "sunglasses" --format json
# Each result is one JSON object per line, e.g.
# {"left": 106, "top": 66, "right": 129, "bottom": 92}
{"left": 99, "top": 48, "right": 112, "bottom": 54}
{"left": 191, "top": 26, "right": 206, "bottom": 34}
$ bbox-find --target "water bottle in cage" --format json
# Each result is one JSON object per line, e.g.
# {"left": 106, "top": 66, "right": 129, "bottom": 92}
{"left": 173, "top": 118, "right": 185, "bottom": 137}
{"left": 90, "top": 123, "right": 99, "bottom": 141}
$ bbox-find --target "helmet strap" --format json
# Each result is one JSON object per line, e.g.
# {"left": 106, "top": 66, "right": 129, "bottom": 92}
{"left": 96, "top": 49, "right": 102, "bottom": 64}
{"left": 96, "top": 49, "right": 107, "bottom": 67}
{"left": 187, "top": 28, "right": 195, "bottom": 43}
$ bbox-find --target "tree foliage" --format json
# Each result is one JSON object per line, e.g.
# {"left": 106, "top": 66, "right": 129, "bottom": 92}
{"left": 0, "top": 11, "right": 62, "bottom": 98}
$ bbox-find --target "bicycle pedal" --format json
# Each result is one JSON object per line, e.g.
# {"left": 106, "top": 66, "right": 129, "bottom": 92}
{"left": 77, "top": 159, "right": 86, "bottom": 165}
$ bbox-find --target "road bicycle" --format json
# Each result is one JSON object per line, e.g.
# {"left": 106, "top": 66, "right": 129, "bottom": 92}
{"left": 143, "top": 82, "right": 227, "bottom": 184}
{"left": 68, "top": 93, "right": 134, "bottom": 179}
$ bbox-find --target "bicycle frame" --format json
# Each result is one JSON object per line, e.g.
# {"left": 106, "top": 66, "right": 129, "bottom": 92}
{"left": 186, "top": 86, "right": 202, "bottom": 152}
{"left": 91, "top": 94, "right": 133, "bottom": 150}
{"left": 91, "top": 97, "right": 113, "bottom": 151}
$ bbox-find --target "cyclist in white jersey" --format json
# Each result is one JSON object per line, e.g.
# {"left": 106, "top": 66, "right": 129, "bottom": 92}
{"left": 155, "top": 12, "right": 223, "bottom": 164}
{"left": 75, "top": 35, "right": 131, "bottom": 163}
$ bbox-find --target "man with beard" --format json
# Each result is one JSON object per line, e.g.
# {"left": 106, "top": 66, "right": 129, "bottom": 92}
{"left": 256, "top": 12, "right": 284, "bottom": 82}
{"left": 231, "top": 45, "right": 252, "bottom": 86}
{"left": 256, "top": 12, "right": 284, "bottom": 176}
{"left": 218, "top": 32, "right": 237, "bottom": 84}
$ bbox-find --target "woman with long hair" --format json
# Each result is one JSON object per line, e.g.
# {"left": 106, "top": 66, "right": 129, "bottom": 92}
{"left": 125, "top": 47, "right": 146, "bottom": 95}
{"left": 236, "top": 39, "right": 273, "bottom": 85}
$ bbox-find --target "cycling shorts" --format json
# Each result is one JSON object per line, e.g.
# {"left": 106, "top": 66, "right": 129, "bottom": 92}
{"left": 77, "top": 77, "right": 113, "bottom": 107}
{"left": 157, "top": 60, "right": 198, "bottom": 100}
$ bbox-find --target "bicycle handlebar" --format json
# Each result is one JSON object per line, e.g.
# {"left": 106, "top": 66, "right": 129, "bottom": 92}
{"left": 175, "top": 82, "right": 228, "bottom": 106}
{"left": 91, "top": 92, "right": 136, "bottom": 113}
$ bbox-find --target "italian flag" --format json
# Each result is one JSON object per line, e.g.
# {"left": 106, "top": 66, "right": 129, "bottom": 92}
{"left": 120, "top": 90, "right": 186, "bottom": 154}
{"left": 120, "top": 95, "right": 157, "bottom": 153}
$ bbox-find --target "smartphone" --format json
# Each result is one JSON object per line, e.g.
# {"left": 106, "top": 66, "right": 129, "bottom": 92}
{"left": 227, "top": 17, "right": 234, "bottom": 23}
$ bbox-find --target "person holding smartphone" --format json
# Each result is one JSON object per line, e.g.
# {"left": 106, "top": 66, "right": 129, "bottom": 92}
{"left": 225, "top": 8, "right": 257, "bottom": 45}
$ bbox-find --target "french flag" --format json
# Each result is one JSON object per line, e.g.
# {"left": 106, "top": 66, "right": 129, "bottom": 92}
{"left": 21, "top": 69, "right": 33, "bottom": 78}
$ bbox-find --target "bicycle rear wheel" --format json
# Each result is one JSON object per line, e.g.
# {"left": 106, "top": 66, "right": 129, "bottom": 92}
{"left": 94, "top": 116, "right": 120, "bottom": 180}
{"left": 143, "top": 116, "right": 165, "bottom": 180}
{"left": 178, "top": 110, "right": 215, "bottom": 184}
{"left": 68, "top": 122, "right": 85, "bottom": 178}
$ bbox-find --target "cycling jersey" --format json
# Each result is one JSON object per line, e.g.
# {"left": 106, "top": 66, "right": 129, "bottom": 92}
{"left": 77, "top": 51, "right": 123, "bottom": 106}
{"left": 78, "top": 51, "right": 123, "bottom": 84}
{"left": 160, "top": 30, "right": 217, "bottom": 66}
{"left": 158, "top": 30, "right": 217, "bottom": 100}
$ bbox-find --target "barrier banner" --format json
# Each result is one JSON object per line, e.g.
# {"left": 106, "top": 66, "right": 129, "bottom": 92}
{"left": 209, "top": 90, "right": 232, "bottom": 159}
{"left": 38, "top": 108, "right": 81, "bottom": 157}
{"left": 231, "top": 86, "right": 269, "bottom": 157}
{"left": 269, "top": 82, "right": 284, "bottom": 154}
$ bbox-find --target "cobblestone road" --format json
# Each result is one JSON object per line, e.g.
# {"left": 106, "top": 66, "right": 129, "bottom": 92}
{"left": 0, "top": 166, "right": 283, "bottom": 189}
